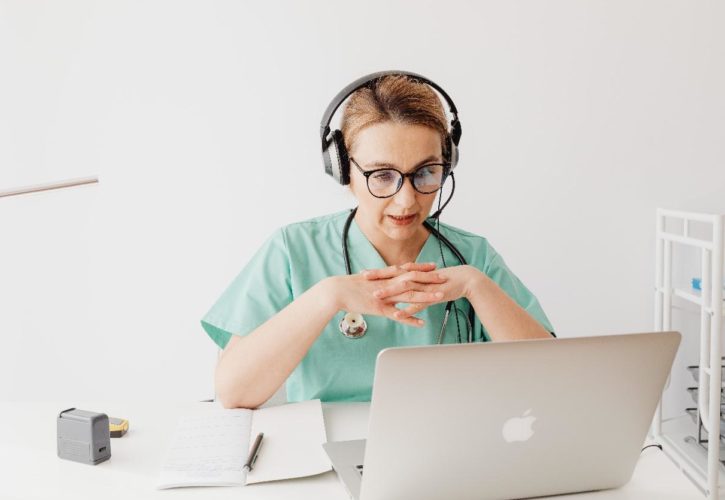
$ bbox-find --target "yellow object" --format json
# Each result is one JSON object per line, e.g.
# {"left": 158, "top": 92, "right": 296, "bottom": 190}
{"left": 109, "top": 417, "right": 128, "bottom": 438}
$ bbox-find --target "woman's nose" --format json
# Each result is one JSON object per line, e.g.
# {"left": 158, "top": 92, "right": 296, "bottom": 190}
{"left": 392, "top": 177, "right": 417, "bottom": 208}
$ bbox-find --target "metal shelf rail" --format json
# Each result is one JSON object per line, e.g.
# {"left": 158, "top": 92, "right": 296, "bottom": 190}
{"left": 653, "top": 208, "right": 725, "bottom": 499}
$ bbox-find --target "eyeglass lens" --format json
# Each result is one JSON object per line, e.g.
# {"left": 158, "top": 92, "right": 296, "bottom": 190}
{"left": 367, "top": 165, "right": 446, "bottom": 197}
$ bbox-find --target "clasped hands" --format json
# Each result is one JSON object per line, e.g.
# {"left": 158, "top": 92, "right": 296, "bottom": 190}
{"left": 331, "top": 262, "right": 484, "bottom": 328}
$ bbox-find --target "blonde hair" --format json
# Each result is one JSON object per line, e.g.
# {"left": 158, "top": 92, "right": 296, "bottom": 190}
{"left": 340, "top": 75, "right": 450, "bottom": 159}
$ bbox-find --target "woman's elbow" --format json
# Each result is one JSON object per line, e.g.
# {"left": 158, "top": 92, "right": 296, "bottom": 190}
{"left": 215, "top": 385, "right": 260, "bottom": 409}
{"left": 218, "top": 395, "right": 254, "bottom": 410}
{"left": 214, "top": 373, "right": 262, "bottom": 409}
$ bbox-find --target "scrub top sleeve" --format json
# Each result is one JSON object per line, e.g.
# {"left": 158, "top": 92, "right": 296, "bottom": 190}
{"left": 201, "top": 228, "right": 292, "bottom": 349}
{"left": 483, "top": 252, "right": 556, "bottom": 336}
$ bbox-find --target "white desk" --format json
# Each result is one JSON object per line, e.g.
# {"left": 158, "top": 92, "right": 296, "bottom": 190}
{"left": 0, "top": 400, "right": 703, "bottom": 499}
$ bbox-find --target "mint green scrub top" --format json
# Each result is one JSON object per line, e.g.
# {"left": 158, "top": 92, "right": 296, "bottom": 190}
{"left": 201, "top": 210, "right": 554, "bottom": 403}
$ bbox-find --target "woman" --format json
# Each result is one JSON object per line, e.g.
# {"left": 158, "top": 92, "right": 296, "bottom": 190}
{"left": 202, "top": 72, "right": 554, "bottom": 409}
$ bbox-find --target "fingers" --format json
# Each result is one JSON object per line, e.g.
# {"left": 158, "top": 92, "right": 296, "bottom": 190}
{"left": 394, "top": 303, "right": 430, "bottom": 319}
{"left": 399, "top": 271, "right": 448, "bottom": 284}
{"left": 379, "top": 290, "right": 444, "bottom": 304}
{"left": 381, "top": 304, "right": 425, "bottom": 328}
{"left": 373, "top": 272, "right": 447, "bottom": 300}
{"left": 362, "top": 262, "right": 437, "bottom": 280}
{"left": 399, "top": 262, "right": 437, "bottom": 272}
{"left": 361, "top": 264, "right": 405, "bottom": 280}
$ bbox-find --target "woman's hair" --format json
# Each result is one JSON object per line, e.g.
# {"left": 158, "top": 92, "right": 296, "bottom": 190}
{"left": 340, "top": 75, "right": 450, "bottom": 159}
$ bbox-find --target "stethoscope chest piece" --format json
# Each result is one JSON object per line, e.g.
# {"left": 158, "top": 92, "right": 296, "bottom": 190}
{"left": 339, "top": 312, "right": 367, "bottom": 339}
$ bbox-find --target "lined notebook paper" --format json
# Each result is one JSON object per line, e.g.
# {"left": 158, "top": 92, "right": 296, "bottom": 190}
{"left": 157, "top": 399, "right": 331, "bottom": 489}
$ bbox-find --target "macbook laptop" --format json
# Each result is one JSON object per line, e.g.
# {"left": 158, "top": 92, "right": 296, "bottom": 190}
{"left": 323, "top": 331, "right": 681, "bottom": 500}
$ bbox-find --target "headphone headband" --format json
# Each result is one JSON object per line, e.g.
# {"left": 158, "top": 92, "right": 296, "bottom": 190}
{"left": 319, "top": 70, "right": 461, "bottom": 147}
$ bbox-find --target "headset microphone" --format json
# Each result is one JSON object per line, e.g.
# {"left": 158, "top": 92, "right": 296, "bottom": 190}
{"left": 430, "top": 172, "right": 456, "bottom": 220}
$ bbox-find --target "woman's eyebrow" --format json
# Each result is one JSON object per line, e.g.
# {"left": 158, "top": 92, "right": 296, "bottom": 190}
{"left": 365, "top": 155, "right": 441, "bottom": 170}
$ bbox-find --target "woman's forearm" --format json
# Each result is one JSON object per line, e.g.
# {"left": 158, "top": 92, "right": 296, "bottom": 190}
{"left": 214, "top": 278, "right": 339, "bottom": 409}
{"left": 465, "top": 271, "right": 553, "bottom": 341}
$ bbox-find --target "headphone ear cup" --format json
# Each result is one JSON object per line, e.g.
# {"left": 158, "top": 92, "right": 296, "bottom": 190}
{"left": 333, "top": 130, "right": 350, "bottom": 185}
{"left": 322, "top": 130, "right": 350, "bottom": 185}
{"left": 448, "top": 118, "right": 461, "bottom": 170}
{"left": 447, "top": 134, "right": 459, "bottom": 170}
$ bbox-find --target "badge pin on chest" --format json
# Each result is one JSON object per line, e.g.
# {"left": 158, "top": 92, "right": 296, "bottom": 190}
{"left": 339, "top": 312, "right": 367, "bottom": 339}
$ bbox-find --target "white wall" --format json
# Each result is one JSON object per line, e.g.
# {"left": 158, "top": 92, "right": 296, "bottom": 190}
{"left": 1, "top": 0, "right": 723, "bottom": 406}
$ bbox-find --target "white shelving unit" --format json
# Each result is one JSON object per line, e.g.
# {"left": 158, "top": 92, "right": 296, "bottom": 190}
{"left": 653, "top": 208, "right": 725, "bottom": 499}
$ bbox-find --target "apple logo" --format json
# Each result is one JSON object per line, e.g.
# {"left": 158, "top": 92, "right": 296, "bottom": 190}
{"left": 502, "top": 409, "right": 537, "bottom": 443}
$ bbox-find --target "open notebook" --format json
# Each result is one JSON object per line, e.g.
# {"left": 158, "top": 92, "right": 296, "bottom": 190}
{"left": 157, "top": 399, "right": 331, "bottom": 489}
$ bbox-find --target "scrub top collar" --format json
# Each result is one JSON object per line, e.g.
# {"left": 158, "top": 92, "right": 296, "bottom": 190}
{"left": 346, "top": 215, "right": 443, "bottom": 273}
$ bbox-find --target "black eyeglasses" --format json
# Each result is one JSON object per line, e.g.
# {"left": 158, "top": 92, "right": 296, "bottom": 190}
{"left": 350, "top": 157, "right": 450, "bottom": 198}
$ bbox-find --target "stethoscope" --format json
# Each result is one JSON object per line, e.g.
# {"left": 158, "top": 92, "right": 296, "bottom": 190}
{"left": 338, "top": 206, "right": 476, "bottom": 343}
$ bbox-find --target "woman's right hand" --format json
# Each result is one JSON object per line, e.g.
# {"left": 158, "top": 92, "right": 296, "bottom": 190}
{"left": 323, "top": 263, "right": 448, "bottom": 327}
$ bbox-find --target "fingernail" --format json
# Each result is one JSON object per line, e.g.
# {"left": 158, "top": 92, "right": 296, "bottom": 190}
{"left": 435, "top": 292, "right": 444, "bottom": 298}
{"left": 437, "top": 274, "right": 447, "bottom": 280}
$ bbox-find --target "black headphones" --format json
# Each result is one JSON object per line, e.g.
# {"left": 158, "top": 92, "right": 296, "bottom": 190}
{"left": 320, "top": 70, "right": 463, "bottom": 185}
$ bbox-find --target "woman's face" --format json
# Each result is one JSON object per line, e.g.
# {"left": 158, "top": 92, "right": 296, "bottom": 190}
{"left": 349, "top": 121, "right": 443, "bottom": 243}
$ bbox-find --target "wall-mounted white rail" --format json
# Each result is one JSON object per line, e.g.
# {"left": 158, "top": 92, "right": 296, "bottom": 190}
{"left": 0, "top": 176, "right": 99, "bottom": 199}
{"left": 654, "top": 208, "right": 725, "bottom": 499}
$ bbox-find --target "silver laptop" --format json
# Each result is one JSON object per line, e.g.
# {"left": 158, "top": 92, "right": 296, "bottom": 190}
{"left": 323, "top": 331, "right": 680, "bottom": 500}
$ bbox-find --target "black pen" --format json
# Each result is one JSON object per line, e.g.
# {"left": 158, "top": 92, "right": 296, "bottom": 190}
{"left": 243, "top": 432, "right": 264, "bottom": 472}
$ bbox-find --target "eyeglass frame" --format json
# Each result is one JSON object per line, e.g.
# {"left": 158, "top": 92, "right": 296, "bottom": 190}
{"left": 349, "top": 157, "right": 451, "bottom": 199}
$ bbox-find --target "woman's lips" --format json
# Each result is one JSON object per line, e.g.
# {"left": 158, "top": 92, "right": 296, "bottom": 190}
{"left": 387, "top": 214, "right": 417, "bottom": 226}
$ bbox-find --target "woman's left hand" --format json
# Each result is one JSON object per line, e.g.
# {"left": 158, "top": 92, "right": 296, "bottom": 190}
{"left": 364, "top": 264, "right": 485, "bottom": 320}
